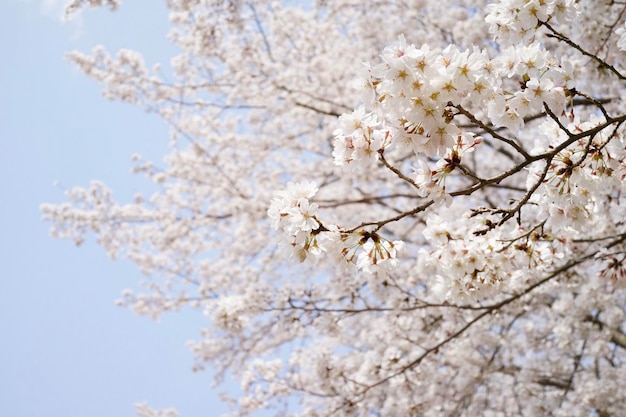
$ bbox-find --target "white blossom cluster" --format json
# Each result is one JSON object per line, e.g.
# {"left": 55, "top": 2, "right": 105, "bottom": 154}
{"left": 485, "top": 0, "right": 578, "bottom": 46}
{"left": 335, "top": 36, "right": 573, "bottom": 163}
{"left": 268, "top": 181, "right": 405, "bottom": 275}
{"left": 268, "top": 181, "right": 324, "bottom": 262}
{"left": 527, "top": 115, "right": 626, "bottom": 236}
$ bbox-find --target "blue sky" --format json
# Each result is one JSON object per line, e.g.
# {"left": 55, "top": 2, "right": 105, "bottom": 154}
{"left": 0, "top": 2, "right": 233, "bottom": 416}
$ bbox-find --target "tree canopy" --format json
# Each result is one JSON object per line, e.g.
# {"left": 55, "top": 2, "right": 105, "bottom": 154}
{"left": 43, "top": 1, "right": 626, "bottom": 416}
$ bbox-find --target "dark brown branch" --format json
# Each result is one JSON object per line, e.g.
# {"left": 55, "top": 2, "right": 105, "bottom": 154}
{"left": 453, "top": 103, "right": 531, "bottom": 160}
{"left": 345, "top": 200, "right": 435, "bottom": 233}
{"left": 316, "top": 193, "right": 421, "bottom": 208}
{"left": 295, "top": 101, "right": 342, "bottom": 117}
{"left": 378, "top": 150, "right": 421, "bottom": 190}
{"left": 541, "top": 20, "right": 626, "bottom": 80}
{"left": 450, "top": 114, "right": 626, "bottom": 199}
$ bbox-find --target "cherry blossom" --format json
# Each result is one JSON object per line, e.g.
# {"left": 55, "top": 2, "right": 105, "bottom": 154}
{"left": 43, "top": 1, "right": 626, "bottom": 416}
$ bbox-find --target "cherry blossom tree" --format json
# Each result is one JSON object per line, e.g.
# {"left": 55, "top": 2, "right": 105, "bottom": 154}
{"left": 42, "top": 0, "right": 626, "bottom": 415}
